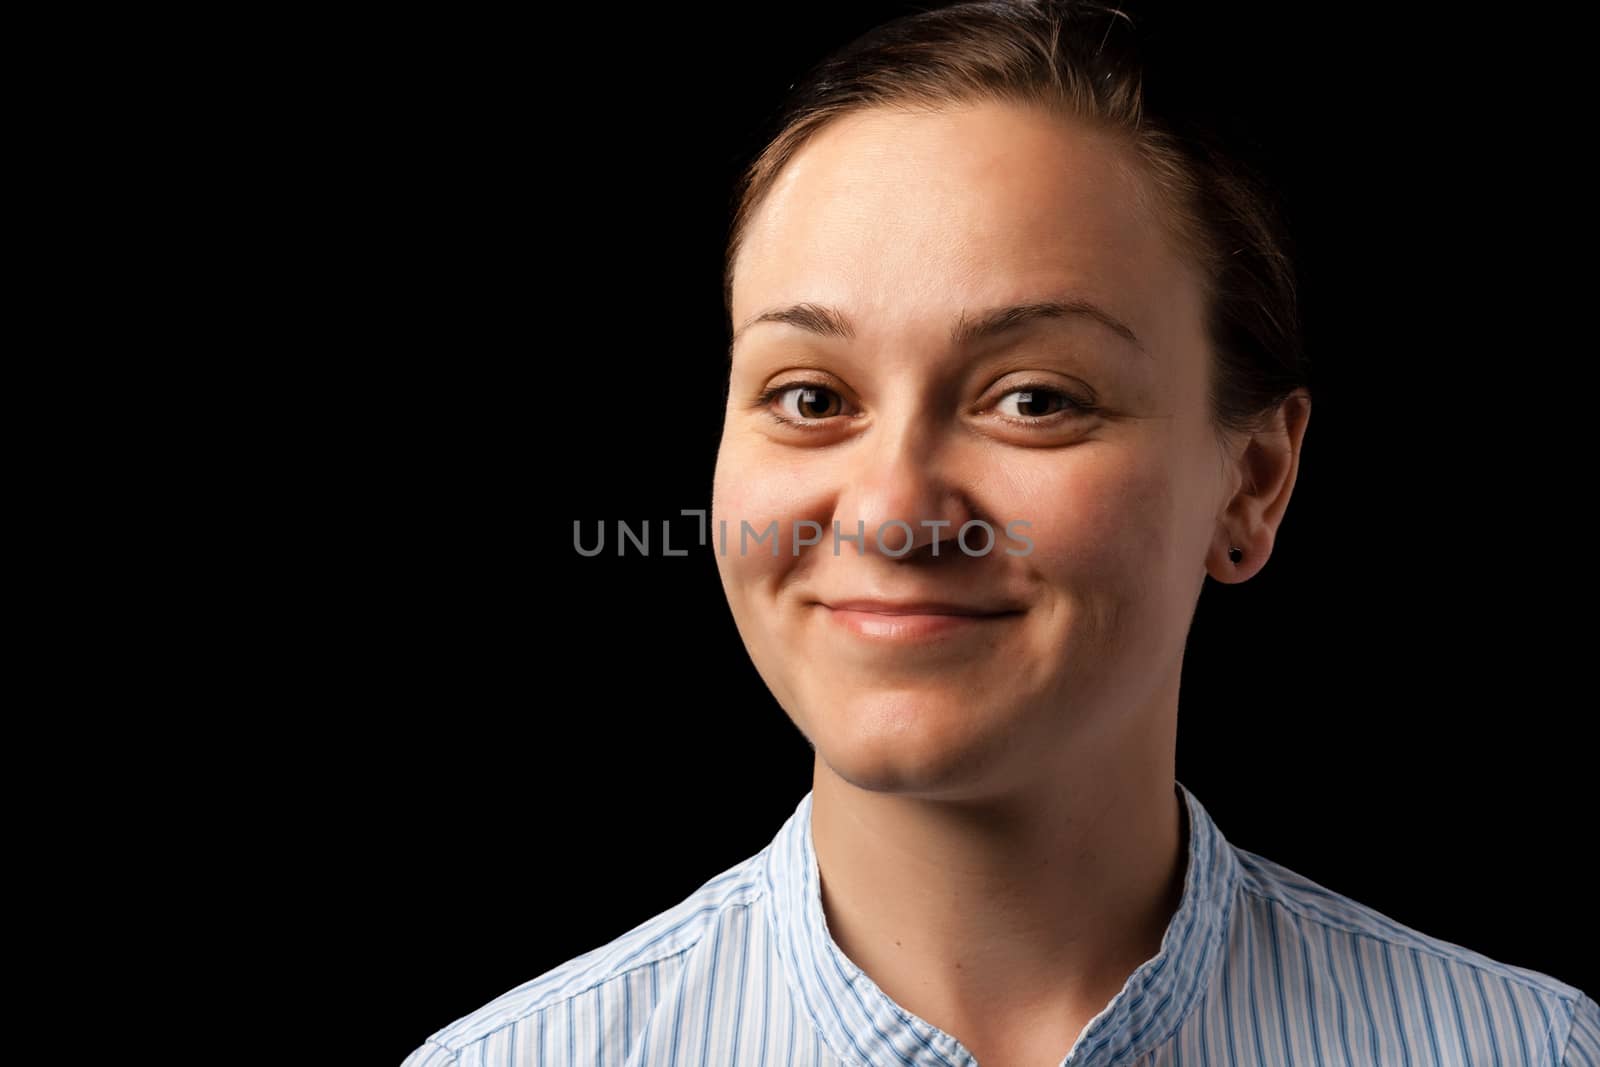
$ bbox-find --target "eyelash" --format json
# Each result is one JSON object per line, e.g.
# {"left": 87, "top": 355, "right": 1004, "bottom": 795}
{"left": 756, "top": 382, "right": 850, "bottom": 430}
{"left": 756, "top": 380, "right": 1096, "bottom": 430}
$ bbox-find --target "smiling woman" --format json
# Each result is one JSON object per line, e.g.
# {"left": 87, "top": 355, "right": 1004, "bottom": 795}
{"left": 711, "top": 97, "right": 1283, "bottom": 825}
{"left": 398, "top": 2, "right": 1597, "bottom": 1065}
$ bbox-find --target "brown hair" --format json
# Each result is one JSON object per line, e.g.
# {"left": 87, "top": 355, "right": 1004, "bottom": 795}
{"left": 722, "top": 0, "right": 1309, "bottom": 441}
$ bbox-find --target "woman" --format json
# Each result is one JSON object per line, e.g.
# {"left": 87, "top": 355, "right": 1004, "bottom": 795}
{"left": 403, "top": 2, "right": 1597, "bottom": 1063}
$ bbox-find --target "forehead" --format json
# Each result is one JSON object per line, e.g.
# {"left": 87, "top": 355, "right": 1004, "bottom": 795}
{"left": 731, "top": 100, "right": 1194, "bottom": 346}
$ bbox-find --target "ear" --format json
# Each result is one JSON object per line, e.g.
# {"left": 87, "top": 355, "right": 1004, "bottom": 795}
{"left": 1208, "top": 389, "right": 1311, "bottom": 583}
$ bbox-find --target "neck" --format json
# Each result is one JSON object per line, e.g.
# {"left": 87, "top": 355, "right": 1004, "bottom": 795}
{"left": 808, "top": 689, "right": 1187, "bottom": 1056}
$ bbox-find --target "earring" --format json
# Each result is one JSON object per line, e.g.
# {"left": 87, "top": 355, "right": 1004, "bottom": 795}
{"left": 1228, "top": 546, "right": 1243, "bottom": 564}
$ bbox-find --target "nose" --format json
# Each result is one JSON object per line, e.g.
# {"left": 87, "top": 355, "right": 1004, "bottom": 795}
{"left": 834, "top": 416, "right": 977, "bottom": 559}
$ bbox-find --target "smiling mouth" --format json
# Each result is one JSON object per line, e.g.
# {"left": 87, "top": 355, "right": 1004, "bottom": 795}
{"left": 817, "top": 600, "right": 1025, "bottom": 642}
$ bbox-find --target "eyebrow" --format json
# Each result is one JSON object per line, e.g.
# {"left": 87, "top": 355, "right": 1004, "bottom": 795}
{"left": 729, "top": 298, "right": 1146, "bottom": 355}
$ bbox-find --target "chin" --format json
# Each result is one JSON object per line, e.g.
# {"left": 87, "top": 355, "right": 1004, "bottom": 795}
{"left": 805, "top": 686, "right": 1023, "bottom": 796}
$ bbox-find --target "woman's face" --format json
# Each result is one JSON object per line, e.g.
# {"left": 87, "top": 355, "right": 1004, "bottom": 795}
{"left": 713, "top": 100, "right": 1237, "bottom": 800}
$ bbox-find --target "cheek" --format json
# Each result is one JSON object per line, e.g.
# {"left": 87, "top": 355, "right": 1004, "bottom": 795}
{"left": 710, "top": 436, "right": 810, "bottom": 590}
{"left": 1005, "top": 446, "right": 1189, "bottom": 698}
{"left": 1016, "top": 444, "right": 1179, "bottom": 581}
{"left": 711, "top": 435, "right": 818, "bottom": 722}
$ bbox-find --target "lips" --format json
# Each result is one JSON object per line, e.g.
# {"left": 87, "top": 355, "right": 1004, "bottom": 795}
{"left": 819, "top": 598, "right": 1023, "bottom": 642}
{"left": 820, "top": 598, "right": 1021, "bottom": 616}
{"left": 815, "top": 595, "right": 1027, "bottom": 647}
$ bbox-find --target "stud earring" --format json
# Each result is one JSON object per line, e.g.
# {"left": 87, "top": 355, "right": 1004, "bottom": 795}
{"left": 1228, "top": 546, "right": 1243, "bottom": 564}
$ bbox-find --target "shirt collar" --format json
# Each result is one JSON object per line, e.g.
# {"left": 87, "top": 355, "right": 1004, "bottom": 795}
{"left": 762, "top": 778, "right": 1239, "bottom": 1067}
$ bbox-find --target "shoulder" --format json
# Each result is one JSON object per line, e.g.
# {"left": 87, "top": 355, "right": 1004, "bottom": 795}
{"left": 1226, "top": 842, "right": 1594, "bottom": 1062}
{"left": 398, "top": 848, "right": 772, "bottom": 1067}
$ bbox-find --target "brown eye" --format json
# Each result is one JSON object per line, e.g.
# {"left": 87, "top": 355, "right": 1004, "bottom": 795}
{"left": 995, "top": 387, "right": 1088, "bottom": 419}
{"left": 774, "top": 384, "right": 845, "bottom": 420}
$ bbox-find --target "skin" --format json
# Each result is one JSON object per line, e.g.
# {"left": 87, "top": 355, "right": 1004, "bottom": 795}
{"left": 713, "top": 98, "right": 1310, "bottom": 1066}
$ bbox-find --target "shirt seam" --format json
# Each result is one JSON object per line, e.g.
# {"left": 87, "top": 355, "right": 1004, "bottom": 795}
{"left": 1237, "top": 880, "right": 1577, "bottom": 1007}
{"left": 440, "top": 888, "right": 771, "bottom": 1056}
{"left": 438, "top": 945, "right": 699, "bottom": 1055}
{"left": 1554, "top": 990, "right": 1588, "bottom": 1066}
{"left": 1096, "top": 857, "right": 1241, "bottom": 1067}
{"left": 415, "top": 1039, "right": 457, "bottom": 1064}
{"left": 524, "top": 872, "right": 772, "bottom": 1014}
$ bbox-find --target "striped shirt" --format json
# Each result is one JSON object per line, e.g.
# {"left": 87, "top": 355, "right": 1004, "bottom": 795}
{"left": 401, "top": 780, "right": 1598, "bottom": 1066}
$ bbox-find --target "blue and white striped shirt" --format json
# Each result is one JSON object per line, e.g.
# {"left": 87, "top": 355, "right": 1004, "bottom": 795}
{"left": 401, "top": 781, "right": 1598, "bottom": 1065}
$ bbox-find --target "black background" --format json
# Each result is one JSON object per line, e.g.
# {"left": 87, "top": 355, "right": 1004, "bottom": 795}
{"left": 288, "top": 2, "right": 1598, "bottom": 1060}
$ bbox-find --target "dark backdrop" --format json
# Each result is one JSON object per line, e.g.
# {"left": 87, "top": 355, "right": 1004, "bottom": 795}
{"left": 291, "top": 3, "right": 1597, "bottom": 1060}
